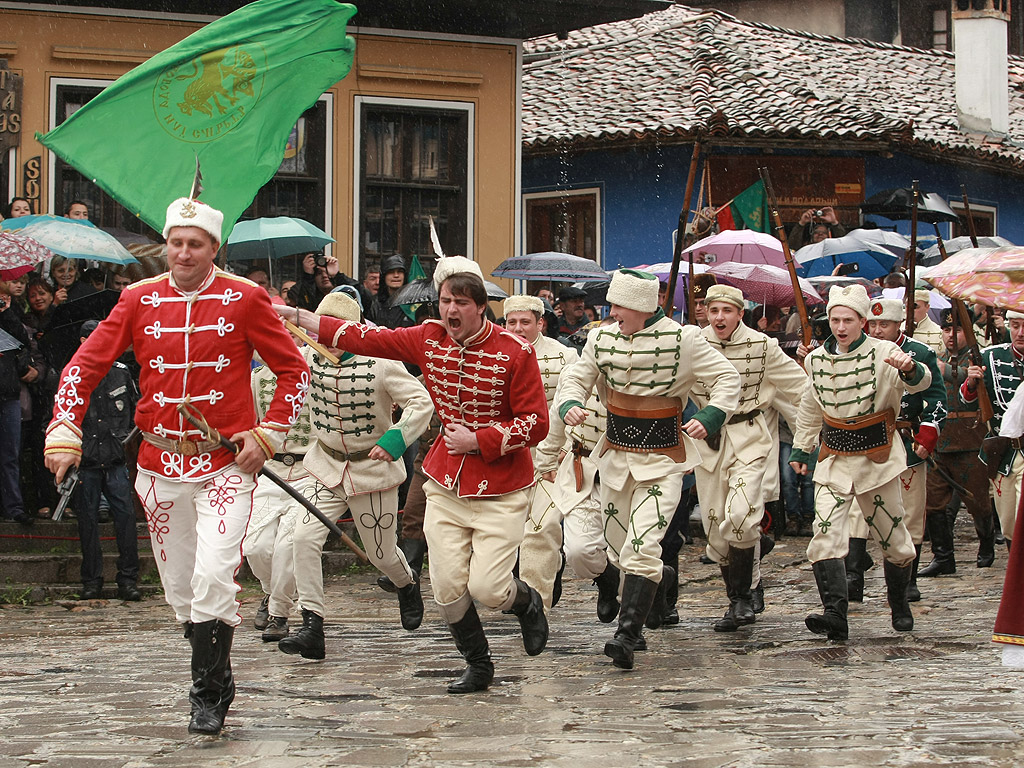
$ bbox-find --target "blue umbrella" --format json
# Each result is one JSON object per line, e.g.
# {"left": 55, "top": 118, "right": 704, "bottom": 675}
{"left": 795, "top": 234, "right": 899, "bottom": 281}
{"left": 224, "top": 216, "right": 334, "bottom": 261}
{"left": 492, "top": 252, "right": 608, "bottom": 282}
{"left": 13, "top": 215, "right": 136, "bottom": 265}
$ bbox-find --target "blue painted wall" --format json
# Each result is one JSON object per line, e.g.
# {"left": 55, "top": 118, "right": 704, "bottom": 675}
{"left": 523, "top": 145, "right": 1024, "bottom": 266}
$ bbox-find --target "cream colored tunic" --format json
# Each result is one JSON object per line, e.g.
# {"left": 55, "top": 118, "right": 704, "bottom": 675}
{"left": 792, "top": 334, "right": 932, "bottom": 494}
{"left": 912, "top": 315, "right": 944, "bottom": 357}
{"left": 557, "top": 313, "right": 741, "bottom": 489}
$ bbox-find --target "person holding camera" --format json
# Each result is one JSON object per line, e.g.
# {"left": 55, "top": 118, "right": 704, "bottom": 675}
{"left": 290, "top": 252, "right": 342, "bottom": 311}
{"left": 787, "top": 206, "right": 846, "bottom": 251}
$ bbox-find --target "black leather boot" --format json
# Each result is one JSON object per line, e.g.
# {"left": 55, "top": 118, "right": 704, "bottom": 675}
{"left": 645, "top": 564, "right": 676, "bottom": 630}
{"left": 551, "top": 550, "right": 567, "bottom": 608}
{"left": 277, "top": 608, "right": 325, "bottom": 660}
{"left": 377, "top": 537, "right": 428, "bottom": 592}
{"left": 188, "top": 620, "right": 235, "bottom": 735}
{"left": 751, "top": 580, "right": 765, "bottom": 614}
{"left": 662, "top": 553, "right": 680, "bottom": 625}
{"left": 976, "top": 508, "right": 996, "bottom": 568}
{"left": 906, "top": 545, "right": 922, "bottom": 602}
{"left": 604, "top": 573, "right": 658, "bottom": 669}
{"left": 805, "top": 558, "right": 849, "bottom": 641}
{"left": 767, "top": 499, "right": 785, "bottom": 541}
{"left": 593, "top": 561, "right": 621, "bottom": 623}
{"left": 446, "top": 603, "right": 493, "bottom": 694}
{"left": 884, "top": 559, "right": 914, "bottom": 631}
{"left": 919, "top": 508, "right": 956, "bottom": 577}
{"left": 713, "top": 564, "right": 737, "bottom": 632}
{"left": 510, "top": 578, "right": 548, "bottom": 656}
{"left": 727, "top": 546, "right": 756, "bottom": 626}
{"left": 397, "top": 579, "right": 424, "bottom": 631}
{"left": 845, "top": 538, "right": 868, "bottom": 602}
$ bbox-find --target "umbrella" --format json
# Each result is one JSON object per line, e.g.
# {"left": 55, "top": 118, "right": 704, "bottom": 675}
{"left": 0, "top": 213, "right": 97, "bottom": 232}
{"left": 492, "top": 252, "right": 609, "bottom": 282}
{"left": 101, "top": 227, "right": 158, "bottom": 248}
{"left": 707, "top": 262, "right": 823, "bottom": 308}
{"left": 0, "top": 327, "right": 23, "bottom": 354}
{"left": 806, "top": 275, "right": 884, "bottom": 301}
{"left": 0, "top": 231, "right": 55, "bottom": 280}
{"left": 922, "top": 246, "right": 1024, "bottom": 311}
{"left": 389, "top": 278, "right": 509, "bottom": 307}
{"left": 920, "top": 236, "right": 1013, "bottom": 265}
{"left": 680, "top": 230, "right": 786, "bottom": 268}
{"left": 844, "top": 228, "right": 911, "bottom": 257}
{"left": 224, "top": 217, "right": 335, "bottom": 261}
{"left": 795, "top": 234, "right": 899, "bottom": 281}
{"left": 633, "top": 262, "right": 710, "bottom": 313}
{"left": 860, "top": 188, "right": 960, "bottom": 224}
{"left": 15, "top": 215, "right": 137, "bottom": 265}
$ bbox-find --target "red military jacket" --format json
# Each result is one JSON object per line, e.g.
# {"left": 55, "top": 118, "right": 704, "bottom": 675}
{"left": 319, "top": 317, "right": 548, "bottom": 497}
{"left": 46, "top": 267, "right": 310, "bottom": 482}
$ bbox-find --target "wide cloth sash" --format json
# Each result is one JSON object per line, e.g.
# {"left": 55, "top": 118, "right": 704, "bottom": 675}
{"left": 818, "top": 408, "right": 895, "bottom": 463}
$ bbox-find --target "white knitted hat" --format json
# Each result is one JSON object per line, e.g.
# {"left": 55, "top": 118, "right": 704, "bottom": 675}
{"left": 162, "top": 197, "right": 224, "bottom": 244}
{"left": 869, "top": 298, "right": 903, "bottom": 322}
{"left": 826, "top": 284, "right": 870, "bottom": 318}
{"left": 503, "top": 295, "right": 544, "bottom": 317}
{"left": 704, "top": 284, "right": 744, "bottom": 310}
{"left": 606, "top": 269, "right": 660, "bottom": 313}
{"left": 316, "top": 290, "right": 360, "bottom": 322}
{"left": 433, "top": 255, "right": 484, "bottom": 290}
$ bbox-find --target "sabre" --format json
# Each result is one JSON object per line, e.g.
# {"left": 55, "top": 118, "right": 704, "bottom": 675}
{"left": 284, "top": 318, "right": 340, "bottom": 365}
{"left": 175, "top": 402, "right": 369, "bottom": 564}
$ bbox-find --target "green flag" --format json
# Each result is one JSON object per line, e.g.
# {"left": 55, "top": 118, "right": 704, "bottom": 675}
{"left": 408, "top": 253, "right": 427, "bottom": 282}
{"left": 730, "top": 180, "right": 771, "bottom": 234}
{"left": 37, "top": 0, "right": 356, "bottom": 242}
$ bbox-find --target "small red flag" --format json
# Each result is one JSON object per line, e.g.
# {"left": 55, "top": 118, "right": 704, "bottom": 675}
{"left": 716, "top": 206, "right": 736, "bottom": 231}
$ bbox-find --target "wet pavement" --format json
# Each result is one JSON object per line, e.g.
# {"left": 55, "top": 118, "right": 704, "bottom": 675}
{"left": 2, "top": 529, "right": 1023, "bottom": 768}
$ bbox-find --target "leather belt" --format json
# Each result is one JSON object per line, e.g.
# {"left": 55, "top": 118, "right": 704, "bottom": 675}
{"left": 818, "top": 408, "right": 896, "bottom": 463}
{"left": 320, "top": 443, "right": 374, "bottom": 463}
{"left": 946, "top": 411, "right": 979, "bottom": 419}
{"left": 143, "top": 432, "right": 221, "bottom": 456}
{"left": 600, "top": 387, "right": 686, "bottom": 462}
{"left": 727, "top": 408, "right": 763, "bottom": 425}
{"left": 272, "top": 452, "right": 304, "bottom": 466}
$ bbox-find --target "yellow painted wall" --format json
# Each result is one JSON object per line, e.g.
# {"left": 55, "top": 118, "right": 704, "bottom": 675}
{"left": 2, "top": 8, "right": 520, "bottom": 279}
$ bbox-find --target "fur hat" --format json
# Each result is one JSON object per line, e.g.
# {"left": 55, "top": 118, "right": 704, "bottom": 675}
{"left": 868, "top": 298, "right": 903, "bottom": 322}
{"left": 914, "top": 289, "right": 932, "bottom": 304}
{"left": 606, "top": 269, "right": 660, "bottom": 313}
{"left": 1007, "top": 310, "right": 1024, "bottom": 321}
{"left": 939, "top": 308, "right": 955, "bottom": 328}
{"left": 162, "top": 197, "right": 224, "bottom": 244}
{"left": 433, "top": 255, "right": 484, "bottom": 290}
{"left": 316, "top": 290, "right": 360, "bottom": 322}
{"left": 691, "top": 272, "right": 718, "bottom": 301}
{"left": 704, "top": 284, "right": 744, "bottom": 310}
{"left": 503, "top": 295, "right": 544, "bottom": 317}
{"left": 827, "top": 284, "right": 870, "bottom": 318}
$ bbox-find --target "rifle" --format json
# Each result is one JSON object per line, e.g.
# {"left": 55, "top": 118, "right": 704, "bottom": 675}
{"left": 52, "top": 465, "right": 79, "bottom": 522}
{"left": 759, "top": 167, "right": 811, "bottom": 347}
{"left": 904, "top": 180, "right": 921, "bottom": 337}
{"left": 960, "top": 185, "right": 996, "bottom": 343}
{"left": 176, "top": 402, "right": 369, "bottom": 564}
{"left": 665, "top": 142, "right": 702, "bottom": 322}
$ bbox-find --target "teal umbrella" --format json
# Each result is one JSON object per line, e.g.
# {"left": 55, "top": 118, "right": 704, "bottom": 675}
{"left": 11, "top": 215, "right": 137, "bottom": 265}
{"left": 224, "top": 216, "right": 334, "bottom": 261}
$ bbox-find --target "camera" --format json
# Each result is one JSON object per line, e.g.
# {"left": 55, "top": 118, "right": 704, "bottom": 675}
{"left": 836, "top": 262, "right": 859, "bottom": 276}
{"left": 314, "top": 253, "right": 327, "bottom": 268}
{"left": 814, "top": 209, "right": 824, "bottom": 217}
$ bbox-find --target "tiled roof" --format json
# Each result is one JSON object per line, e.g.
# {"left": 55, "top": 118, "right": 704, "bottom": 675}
{"left": 522, "top": 5, "right": 1024, "bottom": 172}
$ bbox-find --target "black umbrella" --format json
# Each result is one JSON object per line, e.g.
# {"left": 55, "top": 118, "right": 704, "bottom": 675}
{"left": 860, "top": 188, "right": 960, "bottom": 224}
{"left": 0, "top": 327, "right": 23, "bottom": 354}
{"left": 389, "top": 278, "right": 509, "bottom": 307}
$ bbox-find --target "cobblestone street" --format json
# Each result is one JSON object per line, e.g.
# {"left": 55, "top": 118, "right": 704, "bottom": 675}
{"left": 2, "top": 531, "right": 1023, "bottom": 768}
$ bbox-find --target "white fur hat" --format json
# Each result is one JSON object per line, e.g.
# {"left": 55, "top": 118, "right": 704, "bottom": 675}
{"left": 1007, "top": 310, "right": 1024, "bottom": 321}
{"left": 162, "top": 197, "right": 224, "bottom": 244}
{"left": 827, "top": 284, "right": 870, "bottom": 318}
{"left": 316, "top": 290, "right": 360, "bottom": 322}
{"left": 503, "top": 295, "right": 544, "bottom": 317}
{"left": 914, "top": 289, "right": 932, "bottom": 304}
{"left": 433, "top": 255, "right": 484, "bottom": 290}
{"left": 606, "top": 269, "right": 660, "bottom": 313}
{"left": 869, "top": 298, "right": 904, "bottom": 322}
{"left": 704, "top": 284, "right": 744, "bottom": 310}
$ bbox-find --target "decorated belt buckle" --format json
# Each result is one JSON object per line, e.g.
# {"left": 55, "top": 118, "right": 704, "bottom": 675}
{"left": 282, "top": 454, "right": 295, "bottom": 466}
{"left": 177, "top": 439, "right": 198, "bottom": 456}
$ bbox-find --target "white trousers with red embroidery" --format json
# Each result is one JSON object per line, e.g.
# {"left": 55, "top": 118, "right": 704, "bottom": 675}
{"left": 135, "top": 468, "right": 256, "bottom": 626}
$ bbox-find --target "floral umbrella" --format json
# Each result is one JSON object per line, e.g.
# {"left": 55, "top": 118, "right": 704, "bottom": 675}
{"left": 0, "top": 230, "right": 55, "bottom": 280}
{"left": 707, "top": 262, "right": 823, "bottom": 308}
{"left": 922, "top": 246, "right": 1024, "bottom": 311}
